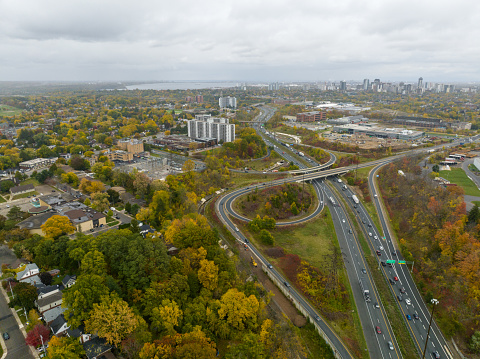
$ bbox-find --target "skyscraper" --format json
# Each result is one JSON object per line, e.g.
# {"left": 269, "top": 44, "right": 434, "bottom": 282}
{"left": 187, "top": 116, "right": 235, "bottom": 143}
{"left": 418, "top": 77, "right": 423, "bottom": 89}
{"left": 339, "top": 81, "right": 347, "bottom": 91}
{"left": 363, "top": 79, "right": 370, "bottom": 91}
{"left": 219, "top": 96, "right": 237, "bottom": 109}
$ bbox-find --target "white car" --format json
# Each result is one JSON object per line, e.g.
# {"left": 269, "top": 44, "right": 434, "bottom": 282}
{"left": 405, "top": 299, "right": 411, "bottom": 305}
{"left": 342, "top": 219, "right": 345, "bottom": 223}
{"left": 368, "top": 232, "right": 372, "bottom": 237}
{"left": 374, "top": 235, "right": 378, "bottom": 240}
{"left": 379, "top": 246, "right": 384, "bottom": 250}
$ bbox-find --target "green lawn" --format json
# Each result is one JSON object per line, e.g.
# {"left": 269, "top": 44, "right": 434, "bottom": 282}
{"left": 108, "top": 221, "right": 120, "bottom": 227}
{"left": 247, "top": 151, "right": 281, "bottom": 171}
{"left": 439, "top": 168, "right": 480, "bottom": 196}
{"left": 0, "top": 196, "right": 6, "bottom": 203}
{"left": 0, "top": 105, "right": 24, "bottom": 116}
{"left": 21, "top": 178, "right": 41, "bottom": 186}
{"left": 12, "top": 191, "right": 39, "bottom": 200}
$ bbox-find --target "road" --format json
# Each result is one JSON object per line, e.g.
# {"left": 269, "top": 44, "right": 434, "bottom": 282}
{"left": 368, "top": 165, "right": 452, "bottom": 359}
{"left": 0, "top": 246, "right": 34, "bottom": 359}
{"left": 323, "top": 181, "right": 401, "bottom": 359}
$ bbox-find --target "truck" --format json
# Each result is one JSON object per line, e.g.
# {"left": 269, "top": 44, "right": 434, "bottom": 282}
{"left": 251, "top": 256, "right": 257, "bottom": 267}
{"left": 360, "top": 278, "right": 370, "bottom": 301}
{"left": 329, "top": 196, "right": 336, "bottom": 206}
{"left": 298, "top": 151, "right": 304, "bottom": 157}
{"left": 352, "top": 195, "right": 359, "bottom": 204}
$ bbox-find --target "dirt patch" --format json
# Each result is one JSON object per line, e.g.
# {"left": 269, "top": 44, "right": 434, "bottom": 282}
{"left": 237, "top": 241, "right": 307, "bottom": 328}
{"left": 264, "top": 247, "right": 285, "bottom": 258}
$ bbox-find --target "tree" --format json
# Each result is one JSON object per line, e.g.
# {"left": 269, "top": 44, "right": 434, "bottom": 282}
{"left": 91, "top": 192, "right": 110, "bottom": 212}
{"left": 39, "top": 272, "right": 52, "bottom": 286}
{"left": 84, "top": 198, "right": 91, "bottom": 206}
{"left": 63, "top": 274, "right": 109, "bottom": 328}
{"left": 217, "top": 288, "right": 260, "bottom": 335}
{"left": 46, "top": 335, "right": 85, "bottom": 358}
{"left": 432, "top": 164, "right": 440, "bottom": 172}
{"left": 182, "top": 160, "right": 195, "bottom": 173}
{"left": 197, "top": 260, "right": 218, "bottom": 291}
{"left": 80, "top": 250, "right": 107, "bottom": 276}
{"left": 150, "top": 299, "right": 182, "bottom": 335}
{"left": 25, "top": 324, "right": 50, "bottom": 348}
{"left": 11, "top": 282, "right": 37, "bottom": 311}
{"left": 133, "top": 172, "right": 151, "bottom": 198}
{"left": 70, "top": 155, "right": 89, "bottom": 171}
{"left": 41, "top": 215, "right": 75, "bottom": 238}
{"left": 85, "top": 295, "right": 138, "bottom": 346}
{"left": 107, "top": 189, "right": 120, "bottom": 204}
{"left": 470, "top": 331, "right": 480, "bottom": 353}
{"left": 259, "top": 229, "right": 274, "bottom": 245}
{"left": 26, "top": 309, "right": 42, "bottom": 332}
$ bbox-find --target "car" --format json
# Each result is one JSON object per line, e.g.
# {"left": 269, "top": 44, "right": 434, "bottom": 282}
{"left": 348, "top": 229, "right": 352, "bottom": 234}
{"left": 33, "top": 194, "right": 36, "bottom": 197}
{"left": 406, "top": 314, "right": 412, "bottom": 320}
{"left": 369, "top": 232, "right": 372, "bottom": 237}
{"left": 381, "top": 261, "right": 386, "bottom": 266}
{"left": 375, "top": 326, "right": 382, "bottom": 334}
{"left": 368, "top": 223, "right": 372, "bottom": 227}
{"left": 374, "top": 302, "right": 380, "bottom": 309}
{"left": 387, "top": 262, "right": 393, "bottom": 267}
{"left": 413, "top": 313, "right": 419, "bottom": 320}
{"left": 432, "top": 350, "right": 440, "bottom": 358}
{"left": 314, "top": 315, "right": 321, "bottom": 322}
{"left": 115, "top": 216, "right": 120, "bottom": 219}
{"left": 3, "top": 332, "right": 9, "bottom": 340}
{"left": 27, "top": 196, "right": 30, "bottom": 198}
{"left": 342, "top": 219, "right": 345, "bottom": 223}
{"left": 361, "top": 268, "right": 367, "bottom": 274}
{"left": 244, "top": 238, "right": 249, "bottom": 243}
{"left": 52, "top": 190, "right": 55, "bottom": 192}
{"left": 100, "top": 224, "right": 104, "bottom": 228}
{"left": 389, "top": 278, "right": 395, "bottom": 284}
{"left": 357, "top": 210, "right": 360, "bottom": 213}
{"left": 284, "top": 281, "right": 290, "bottom": 287}
{"left": 90, "top": 229, "right": 94, "bottom": 232}
{"left": 397, "top": 295, "right": 403, "bottom": 301}
{"left": 263, "top": 171, "right": 266, "bottom": 174}
{"left": 379, "top": 246, "right": 384, "bottom": 250}
{"left": 374, "top": 235, "right": 378, "bottom": 240}
{"left": 354, "top": 205, "right": 357, "bottom": 208}
{"left": 374, "top": 194, "right": 378, "bottom": 198}
{"left": 267, "top": 264, "right": 273, "bottom": 269}
{"left": 376, "top": 250, "right": 381, "bottom": 256}
{"left": 387, "top": 341, "right": 394, "bottom": 350}
{"left": 405, "top": 298, "right": 411, "bottom": 305}
{"left": 362, "top": 219, "right": 366, "bottom": 224}
{"left": 392, "top": 250, "right": 397, "bottom": 256}
{"left": 6, "top": 204, "right": 10, "bottom": 208}
{"left": 394, "top": 276, "right": 398, "bottom": 281}
{"left": 400, "top": 287, "right": 406, "bottom": 294}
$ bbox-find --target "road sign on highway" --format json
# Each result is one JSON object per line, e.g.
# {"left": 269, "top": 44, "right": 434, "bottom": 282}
{"left": 397, "top": 260, "right": 406, "bottom": 264}
{"left": 386, "top": 260, "right": 396, "bottom": 264}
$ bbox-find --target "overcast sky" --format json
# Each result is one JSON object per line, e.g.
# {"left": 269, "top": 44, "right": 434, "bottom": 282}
{"left": 1, "top": 0, "right": 479, "bottom": 83}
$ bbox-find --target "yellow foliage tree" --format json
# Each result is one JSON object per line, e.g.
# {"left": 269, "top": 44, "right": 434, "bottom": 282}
{"left": 85, "top": 295, "right": 138, "bottom": 346}
{"left": 41, "top": 215, "right": 76, "bottom": 238}
{"left": 198, "top": 259, "right": 218, "bottom": 291}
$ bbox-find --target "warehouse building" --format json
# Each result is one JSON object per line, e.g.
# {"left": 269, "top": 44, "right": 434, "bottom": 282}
{"left": 332, "top": 123, "right": 424, "bottom": 141}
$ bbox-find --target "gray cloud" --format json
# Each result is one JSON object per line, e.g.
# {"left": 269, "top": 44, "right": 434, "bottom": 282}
{"left": 0, "top": 0, "right": 479, "bottom": 81}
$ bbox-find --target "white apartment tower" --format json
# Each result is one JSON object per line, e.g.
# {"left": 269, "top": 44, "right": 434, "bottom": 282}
{"left": 219, "top": 96, "right": 237, "bottom": 109}
{"left": 188, "top": 116, "right": 235, "bottom": 143}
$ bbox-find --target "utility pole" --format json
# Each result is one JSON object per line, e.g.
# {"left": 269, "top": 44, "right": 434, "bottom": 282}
{"left": 422, "top": 298, "right": 439, "bottom": 359}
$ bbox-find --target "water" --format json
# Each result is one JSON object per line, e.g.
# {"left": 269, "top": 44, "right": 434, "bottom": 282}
{"left": 125, "top": 81, "right": 239, "bottom": 91}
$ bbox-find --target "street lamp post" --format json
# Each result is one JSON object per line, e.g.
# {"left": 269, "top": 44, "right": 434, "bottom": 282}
{"left": 422, "top": 298, "right": 439, "bottom": 359}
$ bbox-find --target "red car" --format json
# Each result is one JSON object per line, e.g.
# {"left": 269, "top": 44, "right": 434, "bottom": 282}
{"left": 394, "top": 276, "right": 399, "bottom": 281}
{"left": 375, "top": 326, "right": 382, "bottom": 334}
{"left": 376, "top": 250, "right": 381, "bottom": 256}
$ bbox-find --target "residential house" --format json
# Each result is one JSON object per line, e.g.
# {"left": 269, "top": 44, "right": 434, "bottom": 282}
{"left": 62, "top": 275, "right": 76, "bottom": 289}
{"left": 83, "top": 337, "right": 113, "bottom": 359}
{"left": 10, "top": 183, "right": 35, "bottom": 196}
{"left": 139, "top": 223, "right": 155, "bottom": 238}
{"left": 43, "top": 305, "right": 67, "bottom": 325}
{"left": 17, "top": 212, "right": 56, "bottom": 236}
{"left": 16, "top": 263, "right": 39, "bottom": 281}
{"left": 37, "top": 285, "right": 61, "bottom": 300}
{"left": 36, "top": 291, "right": 63, "bottom": 314}
{"left": 50, "top": 314, "right": 69, "bottom": 336}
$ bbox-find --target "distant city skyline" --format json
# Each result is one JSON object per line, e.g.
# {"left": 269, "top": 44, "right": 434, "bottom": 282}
{"left": 1, "top": 0, "right": 480, "bottom": 82}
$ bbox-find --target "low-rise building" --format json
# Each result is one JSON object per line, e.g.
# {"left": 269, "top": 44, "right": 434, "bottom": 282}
{"left": 296, "top": 111, "right": 326, "bottom": 122}
{"left": 17, "top": 212, "right": 56, "bottom": 236}
{"left": 117, "top": 139, "right": 144, "bottom": 154}
{"left": 19, "top": 158, "right": 57, "bottom": 170}
{"left": 36, "top": 291, "right": 63, "bottom": 314}
{"left": 332, "top": 123, "right": 424, "bottom": 141}
{"left": 10, "top": 183, "right": 35, "bottom": 196}
{"left": 16, "top": 264, "right": 40, "bottom": 281}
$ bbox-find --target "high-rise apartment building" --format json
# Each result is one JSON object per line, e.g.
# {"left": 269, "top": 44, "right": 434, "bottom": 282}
{"left": 188, "top": 116, "right": 235, "bottom": 143}
{"left": 418, "top": 77, "right": 423, "bottom": 89}
{"left": 117, "top": 139, "right": 144, "bottom": 154}
{"left": 219, "top": 96, "right": 237, "bottom": 109}
{"left": 363, "top": 79, "right": 370, "bottom": 90}
{"left": 195, "top": 95, "right": 203, "bottom": 103}
{"left": 339, "top": 81, "right": 347, "bottom": 91}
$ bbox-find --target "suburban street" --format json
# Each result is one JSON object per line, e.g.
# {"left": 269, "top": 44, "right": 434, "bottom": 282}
{"left": 0, "top": 246, "right": 34, "bottom": 359}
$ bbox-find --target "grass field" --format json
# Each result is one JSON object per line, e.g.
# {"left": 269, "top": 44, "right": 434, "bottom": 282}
{"left": 439, "top": 168, "right": 480, "bottom": 196}
{"left": 21, "top": 178, "right": 41, "bottom": 187}
{"left": 0, "top": 105, "right": 24, "bottom": 117}
{"left": 247, "top": 151, "right": 281, "bottom": 171}
{"left": 13, "top": 191, "right": 39, "bottom": 200}
{"left": 0, "top": 196, "right": 6, "bottom": 203}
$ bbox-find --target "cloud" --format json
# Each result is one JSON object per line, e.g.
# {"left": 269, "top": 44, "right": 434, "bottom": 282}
{"left": 0, "top": 0, "right": 479, "bottom": 81}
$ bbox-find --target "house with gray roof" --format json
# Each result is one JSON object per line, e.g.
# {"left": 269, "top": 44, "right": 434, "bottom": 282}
{"left": 50, "top": 314, "right": 69, "bottom": 336}
{"left": 16, "top": 263, "right": 39, "bottom": 281}
{"left": 10, "top": 183, "right": 35, "bottom": 195}
{"left": 17, "top": 212, "right": 56, "bottom": 236}
{"left": 36, "top": 291, "right": 63, "bottom": 314}
{"left": 43, "top": 305, "right": 67, "bottom": 324}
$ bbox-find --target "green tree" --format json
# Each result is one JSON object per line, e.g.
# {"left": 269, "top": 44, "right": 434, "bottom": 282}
{"left": 259, "top": 229, "right": 274, "bottom": 245}
{"left": 197, "top": 260, "right": 218, "bottom": 291}
{"left": 470, "top": 331, "right": 480, "bottom": 353}
{"left": 46, "top": 335, "right": 85, "bottom": 359}
{"left": 80, "top": 250, "right": 107, "bottom": 276}
{"left": 11, "top": 282, "right": 37, "bottom": 311}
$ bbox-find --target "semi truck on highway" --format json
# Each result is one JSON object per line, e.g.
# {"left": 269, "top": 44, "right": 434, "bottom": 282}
{"left": 360, "top": 278, "right": 371, "bottom": 301}
{"left": 352, "top": 195, "right": 359, "bottom": 204}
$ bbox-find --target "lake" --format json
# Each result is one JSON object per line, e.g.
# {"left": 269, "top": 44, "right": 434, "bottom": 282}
{"left": 125, "top": 82, "right": 239, "bottom": 90}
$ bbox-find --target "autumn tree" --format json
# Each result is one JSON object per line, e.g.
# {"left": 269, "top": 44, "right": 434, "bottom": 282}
{"left": 41, "top": 215, "right": 75, "bottom": 238}
{"left": 85, "top": 294, "right": 138, "bottom": 346}
{"left": 63, "top": 274, "right": 109, "bottom": 328}
{"left": 197, "top": 259, "right": 218, "bottom": 291}
{"left": 46, "top": 335, "right": 85, "bottom": 358}
{"left": 133, "top": 171, "right": 151, "bottom": 198}
{"left": 25, "top": 324, "right": 50, "bottom": 347}
{"left": 80, "top": 250, "right": 107, "bottom": 276}
{"left": 217, "top": 288, "right": 260, "bottom": 336}
{"left": 151, "top": 299, "right": 183, "bottom": 334}
{"left": 91, "top": 192, "right": 110, "bottom": 212}
{"left": 25, "top": 309, "right": 42, "bottom": 332}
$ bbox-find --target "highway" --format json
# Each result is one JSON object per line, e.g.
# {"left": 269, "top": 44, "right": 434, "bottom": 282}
{"left": 322, "top": 181, "right": 402, "bottom": 359}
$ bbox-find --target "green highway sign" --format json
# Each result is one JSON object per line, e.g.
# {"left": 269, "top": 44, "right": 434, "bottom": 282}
{"left": 386, "top": 260, "right": 396, "bottom": 264}
{"left": 398, "top": 261, "right": 406, "bottom": 264}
